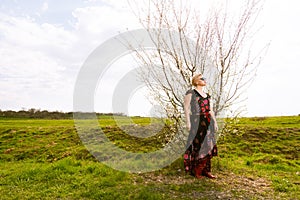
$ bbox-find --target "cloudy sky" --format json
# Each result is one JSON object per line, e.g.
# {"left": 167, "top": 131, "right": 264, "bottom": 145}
{"left": 0, "top": 0, "right": 299, "bottom": 117}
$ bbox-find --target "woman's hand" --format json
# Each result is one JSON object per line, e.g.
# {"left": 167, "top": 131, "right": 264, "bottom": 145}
{"left": 214, "top": 123, "right": 219, "bottom": 132}
{"left": 186, "top": 122, "right": 191, "bottom": 131}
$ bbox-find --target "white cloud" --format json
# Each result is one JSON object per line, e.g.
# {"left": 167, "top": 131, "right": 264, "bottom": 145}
{"left": 41, "top": 2, "right": 48, "bottom": 12}
{"left": 72, "top": 5, "right": 139, "bottom": 35}
{"left": 0, "top": 3, "right": 142, "bottom": 112}
{"left": 0, "top": 13, "right": 78, "bottom": 111}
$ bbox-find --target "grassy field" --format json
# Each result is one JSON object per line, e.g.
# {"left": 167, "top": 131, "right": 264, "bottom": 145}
{"left": 0, "top": 115, "right": 299, "bottom": 199}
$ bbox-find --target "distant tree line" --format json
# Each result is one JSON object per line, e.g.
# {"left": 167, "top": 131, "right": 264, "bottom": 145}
{"left": 0, "top": 108, "right": 126, "bottom": 119}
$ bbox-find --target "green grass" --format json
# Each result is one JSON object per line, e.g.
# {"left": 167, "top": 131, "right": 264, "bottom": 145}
{"left": 216, "top": 116, "right": 300, "bottom": 199}
{"left": 0, "top": 116, "right": 299, "bottom": 199}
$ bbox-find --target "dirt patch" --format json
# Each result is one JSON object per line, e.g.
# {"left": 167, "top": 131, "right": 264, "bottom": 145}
{"left": 134, "top": 170, "right": 275, "bottom": 199}
{"left": 215, "top": 171, "right": 274, "bottom": 199}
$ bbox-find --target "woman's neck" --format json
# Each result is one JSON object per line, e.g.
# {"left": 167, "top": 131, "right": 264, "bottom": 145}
{"left": 195, "top": 86, "right": 207, "bottom": 97}
{"left": 195, "top": 86, "right": 204, "bottom": 92}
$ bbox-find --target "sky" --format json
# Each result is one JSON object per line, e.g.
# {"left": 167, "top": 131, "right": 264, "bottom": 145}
{"left": 0, "top": 0, "right": 299, "bottom": 117}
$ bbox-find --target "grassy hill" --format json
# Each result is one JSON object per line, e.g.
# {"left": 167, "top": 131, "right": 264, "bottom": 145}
{"left": 0, "top": 116, "right": 299, "bottom": 199}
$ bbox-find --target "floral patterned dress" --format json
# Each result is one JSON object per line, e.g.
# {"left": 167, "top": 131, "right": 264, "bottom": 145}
{"left": 184, "top": 89, "right": 218, "bottom": 174}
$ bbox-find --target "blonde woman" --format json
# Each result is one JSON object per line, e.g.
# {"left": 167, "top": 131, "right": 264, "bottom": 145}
{"left": 183, "top": 74, "right": 218, "bottom": 179}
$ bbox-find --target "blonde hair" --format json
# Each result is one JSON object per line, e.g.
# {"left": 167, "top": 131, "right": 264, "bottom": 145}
{"left": 191, "top": 74, "right": 202, "bottom": 86}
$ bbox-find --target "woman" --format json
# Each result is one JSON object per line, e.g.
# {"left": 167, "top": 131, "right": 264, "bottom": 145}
{"left": 183, "top": 74, "right": 218, "bottom": 179}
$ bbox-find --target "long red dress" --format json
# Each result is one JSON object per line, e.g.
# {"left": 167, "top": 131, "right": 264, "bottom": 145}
{"left": 184, "top": 89, "right": 218, "bottom": 175}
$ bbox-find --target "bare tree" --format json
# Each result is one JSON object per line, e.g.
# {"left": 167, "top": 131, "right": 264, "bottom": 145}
{"left": 126, "top": 0, "right": 268, "bottom": 122}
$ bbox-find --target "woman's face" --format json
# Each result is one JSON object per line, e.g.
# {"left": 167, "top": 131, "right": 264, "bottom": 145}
{"left": 195, "top": 76, "right": 206, "bottom": 86}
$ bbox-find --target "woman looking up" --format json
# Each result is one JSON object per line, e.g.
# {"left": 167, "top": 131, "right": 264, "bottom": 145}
{"left": 183, "top": 74, "right": 218, "bottom": 179}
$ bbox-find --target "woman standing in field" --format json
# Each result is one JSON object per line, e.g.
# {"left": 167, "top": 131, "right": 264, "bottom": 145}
{"left": 183, "top": 74, "right": 218, "bottom": 179}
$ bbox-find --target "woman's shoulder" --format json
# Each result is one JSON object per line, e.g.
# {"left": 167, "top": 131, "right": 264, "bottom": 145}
{"left": 185, "top": 89, "right": 194, "bottom": 95}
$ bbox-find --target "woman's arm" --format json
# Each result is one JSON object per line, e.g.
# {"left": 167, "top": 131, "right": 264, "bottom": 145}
{"left": 184, "top": 93, "right": 192, "bottom": 131}
{"left": 209, "top": 101, "right": 218, "bottom": 132}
